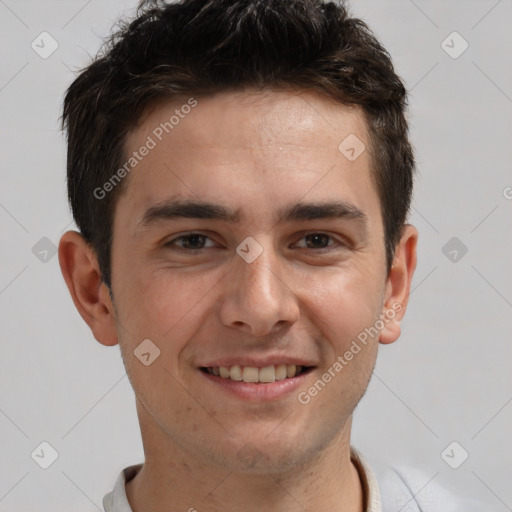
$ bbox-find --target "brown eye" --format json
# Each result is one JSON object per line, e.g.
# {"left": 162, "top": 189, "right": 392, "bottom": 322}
{"left": 294, "top": 232, "right": 344, "bottom": 250}
{"left": 165, "top": 233, "right": 215, "bottom": 250}
{"left": 304, "top": 233, "right": 331, "bottom": 249}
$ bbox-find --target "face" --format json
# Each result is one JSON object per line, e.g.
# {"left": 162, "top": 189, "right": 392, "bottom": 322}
{"left": 101, "top": 90, "right": 405, "bottom": 471}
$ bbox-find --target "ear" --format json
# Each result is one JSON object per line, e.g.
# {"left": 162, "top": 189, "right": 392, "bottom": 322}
{"left": 58, "top": 230, "right": 118, "bottom": 346}
{"left": 379, "top": 224, "right": 418, "bottom": 345}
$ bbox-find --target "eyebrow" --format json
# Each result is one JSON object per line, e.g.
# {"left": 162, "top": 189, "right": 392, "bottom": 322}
{"left": 138, "top": 198, "right": 368, "bottom": 229}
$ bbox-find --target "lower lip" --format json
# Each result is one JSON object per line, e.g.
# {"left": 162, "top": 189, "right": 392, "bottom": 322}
{"left": 199, "top": 369, "right": 313, "bottom": 401}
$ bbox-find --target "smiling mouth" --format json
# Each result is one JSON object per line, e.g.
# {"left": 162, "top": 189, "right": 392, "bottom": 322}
{"left": 200, "top": 364, "right": 313, "bottom": 383}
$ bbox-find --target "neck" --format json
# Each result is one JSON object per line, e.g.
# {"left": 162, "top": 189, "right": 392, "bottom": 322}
{"left": 126, "top": 400, "right": 364, "bottom": 512}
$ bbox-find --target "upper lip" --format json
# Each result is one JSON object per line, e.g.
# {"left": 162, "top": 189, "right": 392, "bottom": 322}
{"left": 198, "top": 356, "right": 317, "bottom": 368}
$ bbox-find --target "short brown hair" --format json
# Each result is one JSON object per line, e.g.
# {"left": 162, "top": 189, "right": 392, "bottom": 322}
{"left": 62, "top": 0, "right": 414, "bottom": 290}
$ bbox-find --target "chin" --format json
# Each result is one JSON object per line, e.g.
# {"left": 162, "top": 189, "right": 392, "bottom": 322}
{"left": 197, "top": 429, "right": 324, "bottom": 475}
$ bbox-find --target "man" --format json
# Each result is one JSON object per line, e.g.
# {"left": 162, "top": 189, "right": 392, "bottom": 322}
{"left": 58, "top": 0, "right": 420, "bottom": 510}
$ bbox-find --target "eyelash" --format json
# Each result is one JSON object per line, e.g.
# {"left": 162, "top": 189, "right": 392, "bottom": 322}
{"left": 164, "top": 232, "right": 347, "bottom": 252}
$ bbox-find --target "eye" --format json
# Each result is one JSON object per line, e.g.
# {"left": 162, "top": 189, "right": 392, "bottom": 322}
{"left": 164, "top": 232, "right": 216, "bottom": 251}
{"left": 293, "top": 232, "right": 346, "bottom": 250}
{"left": 163, "top": 231, "right": 347, "bottom": 253}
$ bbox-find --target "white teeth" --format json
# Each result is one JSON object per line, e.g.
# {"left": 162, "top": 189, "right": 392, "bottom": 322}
{"left": 242, "top": 366, "right": 259, "bottom": 383}
{"left": 208, "top": 364, "right": 305, "bottom": 382}
{"left": 230, "top": 365, "right": 243, "bottom": 381}
{"left": 275, "top": 364, "right": 287, "bottom": 381}
{"left": 259, "top": 366, "right": 276, "bottom": 383}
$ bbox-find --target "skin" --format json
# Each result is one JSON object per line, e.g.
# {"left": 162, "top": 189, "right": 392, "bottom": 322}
{"left": 59, "top": 89, "right": 417, "bottom": 512}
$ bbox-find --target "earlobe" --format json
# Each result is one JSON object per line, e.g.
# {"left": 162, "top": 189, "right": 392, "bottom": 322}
{"left": 379, "top": 224, "right": 418, "bottom": 345}
{"left": 58, "top": 230, "right": 119, "bottom": 346}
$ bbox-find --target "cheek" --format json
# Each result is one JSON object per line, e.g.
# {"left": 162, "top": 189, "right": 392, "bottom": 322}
{"left": 299, "top": 264, "right": 385, "bottom": 351}
{"left": 115, "top": 268, "right": 223, "bottom": 371}
{"left": 296, "top": 269, "right": 382, "bottom": 422}
{"left": 115, "top": 270, "right": 214, "bottom": 417}
{"left": 119, "top": 268, "right": 204, "bottom": 331}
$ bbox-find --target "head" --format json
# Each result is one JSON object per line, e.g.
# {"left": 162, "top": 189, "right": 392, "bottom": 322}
{"left": 59, "top": 0, "right": 417, "bottom": 473}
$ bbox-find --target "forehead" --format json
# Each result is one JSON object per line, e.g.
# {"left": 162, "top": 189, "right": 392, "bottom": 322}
{"left": 130, "top": 89, "right": 368, "bottom": 153}
{"left": 115, "top": 89, "right": 377, "bottom": 232}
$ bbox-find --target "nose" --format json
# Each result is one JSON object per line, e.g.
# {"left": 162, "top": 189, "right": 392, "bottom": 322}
{"left": 218, "top": 238, "right": 300, "bottom": 337}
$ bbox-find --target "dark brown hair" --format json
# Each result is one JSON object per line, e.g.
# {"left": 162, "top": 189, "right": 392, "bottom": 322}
{"left": 62, "top": 0, "right": 414, "bottom": 291}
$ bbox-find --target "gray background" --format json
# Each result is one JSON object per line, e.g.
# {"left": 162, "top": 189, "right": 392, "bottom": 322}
{"left": 0, "top": 0, "right": 511, "bottom": 510}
